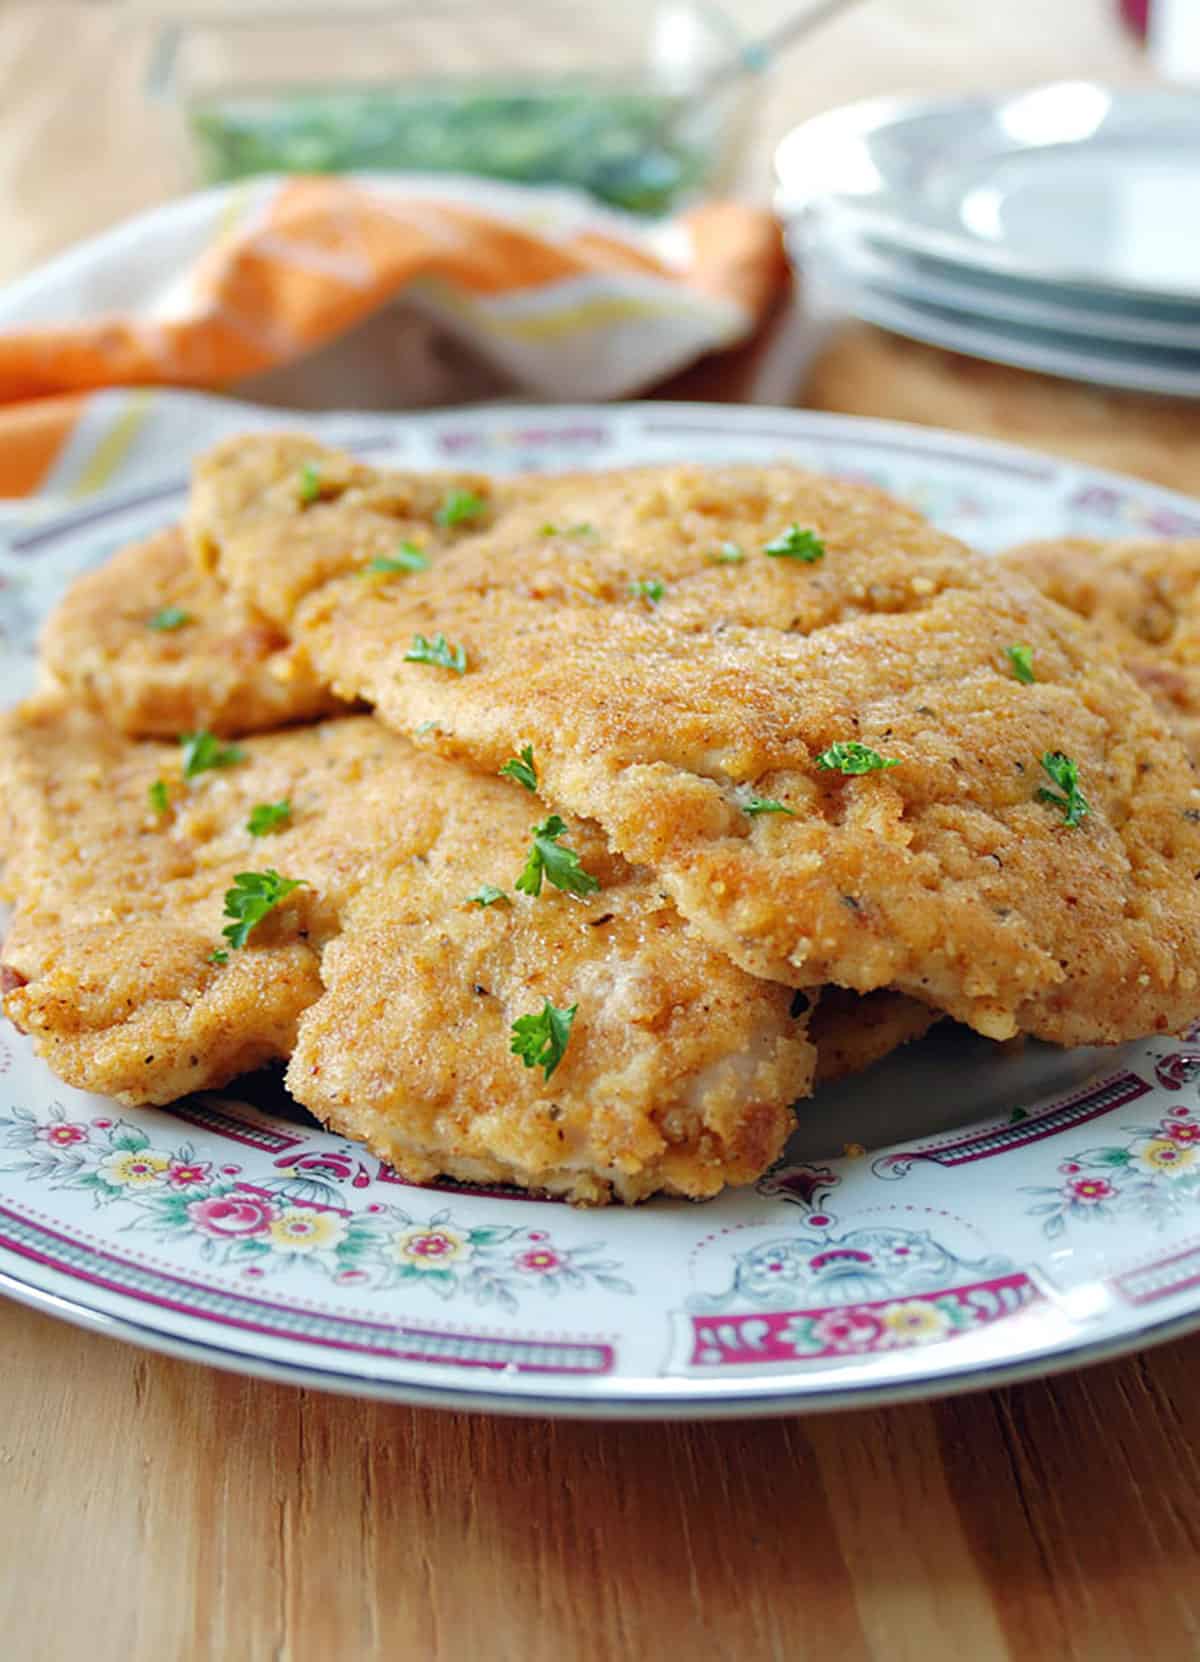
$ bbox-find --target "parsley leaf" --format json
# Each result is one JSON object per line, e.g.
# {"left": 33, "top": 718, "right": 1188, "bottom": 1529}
{"left": 180, "top": 731, "right": 246, "bottom": 779}
{"left": 209, "top": 949, "right": 229, "bottom": 966}
{"left": 363, "top": 542, "right": 429, "bottom": 576}
{"left": 629, "top": 578, "right": 665, "bottom": 605}
{"left": 247, "top": 800, "right": 292, "bottom": 837}
{"left": 510, "top": 998, "right": 578, "bottom": 1081}
{"left": 710, "top": 542, "right": 745, "bottom": 565}
{"left": 1036, "top": 751, "right": 1090, "bottom": 827}
{"left": 297, "top": 462, "right": 323, "bottom": 504}
{"left": 404, "top": 633, "right": 467, "bottom": 674}
{"left": 220, "top": 869, "right": 307, "bottom": 950}
{"left": 414, "top": 720, "right": 441, "bottom": 736}
{"left": 764, "top": 525, "right": 825, "bottom": 562}
{"left": 515, "top": 815, "right": 601, "bottom": 899}
{"left": 435, "top": 488, "right": 488, "bottom": 527}
{"left": 499, "top": 745, "right": 538, "bottom": 793}
{"left": 468, "top": 885, "right": 509, "bottom": 908}
{"left": 148, "top": 779, "right": 170, "bottom": 816}
{"left": 745, "top": 796, "right": 794, "bottom": 817}
{"left": 539, "top": 522, "right": 594, "bottom": 538}
{"left": 816, "top": 741, "right": 901, "bottom": 775}
{"left": 1006, "top": 644, "right": 1035, "bottom": 684}
{"left": 147, "top": 606, "right": 192, "bottom": 632}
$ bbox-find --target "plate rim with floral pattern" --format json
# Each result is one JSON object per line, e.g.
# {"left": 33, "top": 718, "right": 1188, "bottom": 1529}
{"left": 4, "top": 400, "right": 1200, "bottom": 1419}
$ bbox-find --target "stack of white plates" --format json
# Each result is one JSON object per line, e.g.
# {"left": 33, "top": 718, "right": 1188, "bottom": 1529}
{"left": 775, "top": 83, "right": 1200, "bottom": 398}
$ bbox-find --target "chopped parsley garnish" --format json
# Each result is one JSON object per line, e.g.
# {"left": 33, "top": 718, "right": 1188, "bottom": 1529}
{"left": 629, "top": 577, "right": 665, "bottom": 605}
{"left": 1006, "top": 644, "right": 1035, "bottom": 684}
{"left": 510, "top": 998, "right": 577, "bottom": 1081}
{"left": 539, "top": 522, "right": 594, "bottom": 538}
{"left": 764, "top": 525, "right": 825, "bottom": 563}
{"left": 816, "top": 741, "right": 901, "bottom": 775}
{"left": 220, "top": 869, "right": 307, "bottom": 950}
{"left": 147, "top": 606, "right": 192, "bottom": 632}
{"left": 515, "top": 815, "right": 601, "bottom": 899}
{"left": 247, "top": 799, "right": 292, "bottom": 837}
{"left": 499, "top": 745, "right": 538, "bottom": 793}
{"left": 745, "top": 796, "right": 794, "bottom": 817}
{"left": 414, "top": 720, "right": 441, "bottom": 736}
{"left": 209, "top": 949, "right": 229, "bottom": 966}
{"left": 148, "top": 779, "right": 170, "bottom": 816}
{"left": 404, "top": 633, "right": 467, "bottom": 674}
{"left": 710, "top": 542, "right": 745, "bottom": 565}
{"left": 362, "top": 542, "right": 429, "bottom": 576}
{"left": 180, "top": 731, "right": 246, "bottom": 780}
{"left": 1036, "top": 751, "right": 1090, "bottom": 827}
{"left": 435, "top": 488, "right": 488, "bottom": 527}
{"left": 468, "top": 885, "right": 509, "bottom": 908}
{"left": 297, "top": 461, "right": 322, "bottom": 504}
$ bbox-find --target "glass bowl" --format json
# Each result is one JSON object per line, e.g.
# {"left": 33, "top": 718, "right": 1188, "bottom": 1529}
{"left": 147, "top": 1, "right": 757, "bottom": 215}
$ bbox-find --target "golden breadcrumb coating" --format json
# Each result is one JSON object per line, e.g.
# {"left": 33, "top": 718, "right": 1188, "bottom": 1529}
{"left": 38, "top": 526, "right": 343, "bottom": 737}
{"left": 810, "top": 988, "right": 940, "bottom": 1085}
{"left": 0, "top": 702, "right": 814, "bottom": 1204}
{"left": 265, "top": 453, "right": 1200, "bottom": 1046}
{"left": 187, "top": 431, "right": 501, "bottom": 627}
{"left": 1002, "top": 537, "right": 1200, "bottom": 767}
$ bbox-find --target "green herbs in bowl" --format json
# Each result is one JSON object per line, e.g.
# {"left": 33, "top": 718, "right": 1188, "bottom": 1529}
{"left": 185, "top": 84, "right": 720, "bottom": 216}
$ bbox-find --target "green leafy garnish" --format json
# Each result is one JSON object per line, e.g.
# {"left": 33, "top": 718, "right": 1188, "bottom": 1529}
{"left": 629, "top": 578, "right": 665, "bottom": 605}
{"left": 539, "top": 522, "right": 594, "bottom": 538}
{"left": 147, "top": 606, "right": 192, "bottom": 632}
{"left": 362, "top": 542, "right": 430, "bottom": 576}
{"left": 468, "top": 885, "right": 509, "bottom": 908}
{"left": 297, "top": 461, "right": 322, "bottom": 504}
{"left": 404, "top": 633, "right": 467, "bottom": 674}
{"left": 247, "top": 800, "right": 292, "bottom": 837}
{"left": 180, "top": 731, "right": 246, "bottom": 780}
{"left": 745, "top": 796, "right": 794, "bottom": 817}
{"left": 515, "top": 815, "right": 601, "bottom": 899}
{"left": 1036, "top": 751, "right": 1090, "bottom": 828}
{"left": 764, "top": 525, "right": 825, "bottom": 563}
{"left": 1006, "top": 644, "right": 1035, "bottom": 684}
{"left": 148, "top": 779, "right": 170, "bottom": 816}
{"left": 414, "top": 720, "right": 441, "bottom": 737}
{"left": 499, "top": 745, "right": 538, "bottom": 793}
{"left": 435, "top": 488, "right": 488, "bottom": 527}
{"left": 221, "top": 869, "right": 307, "bottom": 950}
{"left": 710, "top": 542, "right": 745, "bottom": 565}
{"left": 816, "top": 741, "right": 901, "bottom": 776}
{"left": 209, "top": 949, "right": 229, "bottom": 966}
{"left": 510, "top": 998, "right": 577, "bottom": 1081}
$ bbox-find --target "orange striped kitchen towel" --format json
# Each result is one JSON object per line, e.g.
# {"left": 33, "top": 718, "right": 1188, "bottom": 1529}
{"left": 0, "top": 174, "right": 785, "bottom": 500}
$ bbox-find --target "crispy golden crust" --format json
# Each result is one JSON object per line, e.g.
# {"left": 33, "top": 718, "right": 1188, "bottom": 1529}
{"left": 1001, "top": 537, "right": 1200, "bottom": 767}
{"left": 810, "top": 988, "right": 940, "bottom": 1085}
{"left": 275, "top": 453, "right": 1200, "bottom": 1045}
{"left": 187, "top": 432, "right": 501, "bottom": 627}
{"left": 39, "top": 527, "right": 343, "bottom": 737}
{"left": 0, "top": 701, "right": 815, "bottom": 1203}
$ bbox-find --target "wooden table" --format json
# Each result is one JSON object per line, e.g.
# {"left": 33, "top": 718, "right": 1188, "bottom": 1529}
{"left": 4, "top": 5, "right": 1197, "bottom": 1659}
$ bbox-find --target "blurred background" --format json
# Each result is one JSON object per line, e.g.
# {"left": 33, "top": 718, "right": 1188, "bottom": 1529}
{"left": 0, "top": 0, "right": 1195, "bottom": 493}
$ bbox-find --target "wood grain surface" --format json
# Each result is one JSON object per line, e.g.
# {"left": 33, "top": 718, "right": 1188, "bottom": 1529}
{"left": 4, "top": 1296, "right": 1200, "bottom": 1661}
{"left": 3, "top": 4, "right": 1198, "bottom": 1659}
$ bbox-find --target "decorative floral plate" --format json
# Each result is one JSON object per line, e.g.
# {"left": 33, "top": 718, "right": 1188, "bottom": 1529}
{"left": 4, "top": 402, "right": 1200, "bottom": 1418}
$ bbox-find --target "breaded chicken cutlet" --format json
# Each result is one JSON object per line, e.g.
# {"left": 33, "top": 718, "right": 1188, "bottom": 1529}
{"left": 188, "top": 441, "right": 1200, "bottom": 1047}
{"left": 0, "top": 700, "right": 816, "bottom": 1204}
{"left": 1001, "top": 537, "right": 1200, "bottom": 766}
{"left": 39, "top": 526, "right": 343, "bottom": 737}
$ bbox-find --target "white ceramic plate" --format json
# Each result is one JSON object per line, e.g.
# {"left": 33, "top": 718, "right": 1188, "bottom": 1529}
{"left": 775, "top": 85, "right": 1200, "bottom": 305}
{"left": 803, "top": 260, "right": 1200, "bottom": 398}
{"left": 5, "top": 403, "right": 1200, "bottom": 1419}
{"left": 799, "top": 218, "right": 1200, "bottom": 351}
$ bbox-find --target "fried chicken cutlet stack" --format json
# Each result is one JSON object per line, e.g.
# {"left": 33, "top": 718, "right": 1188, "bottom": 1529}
{"left": 5, "top": 433, "right": 1200, "bottom": 1204}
